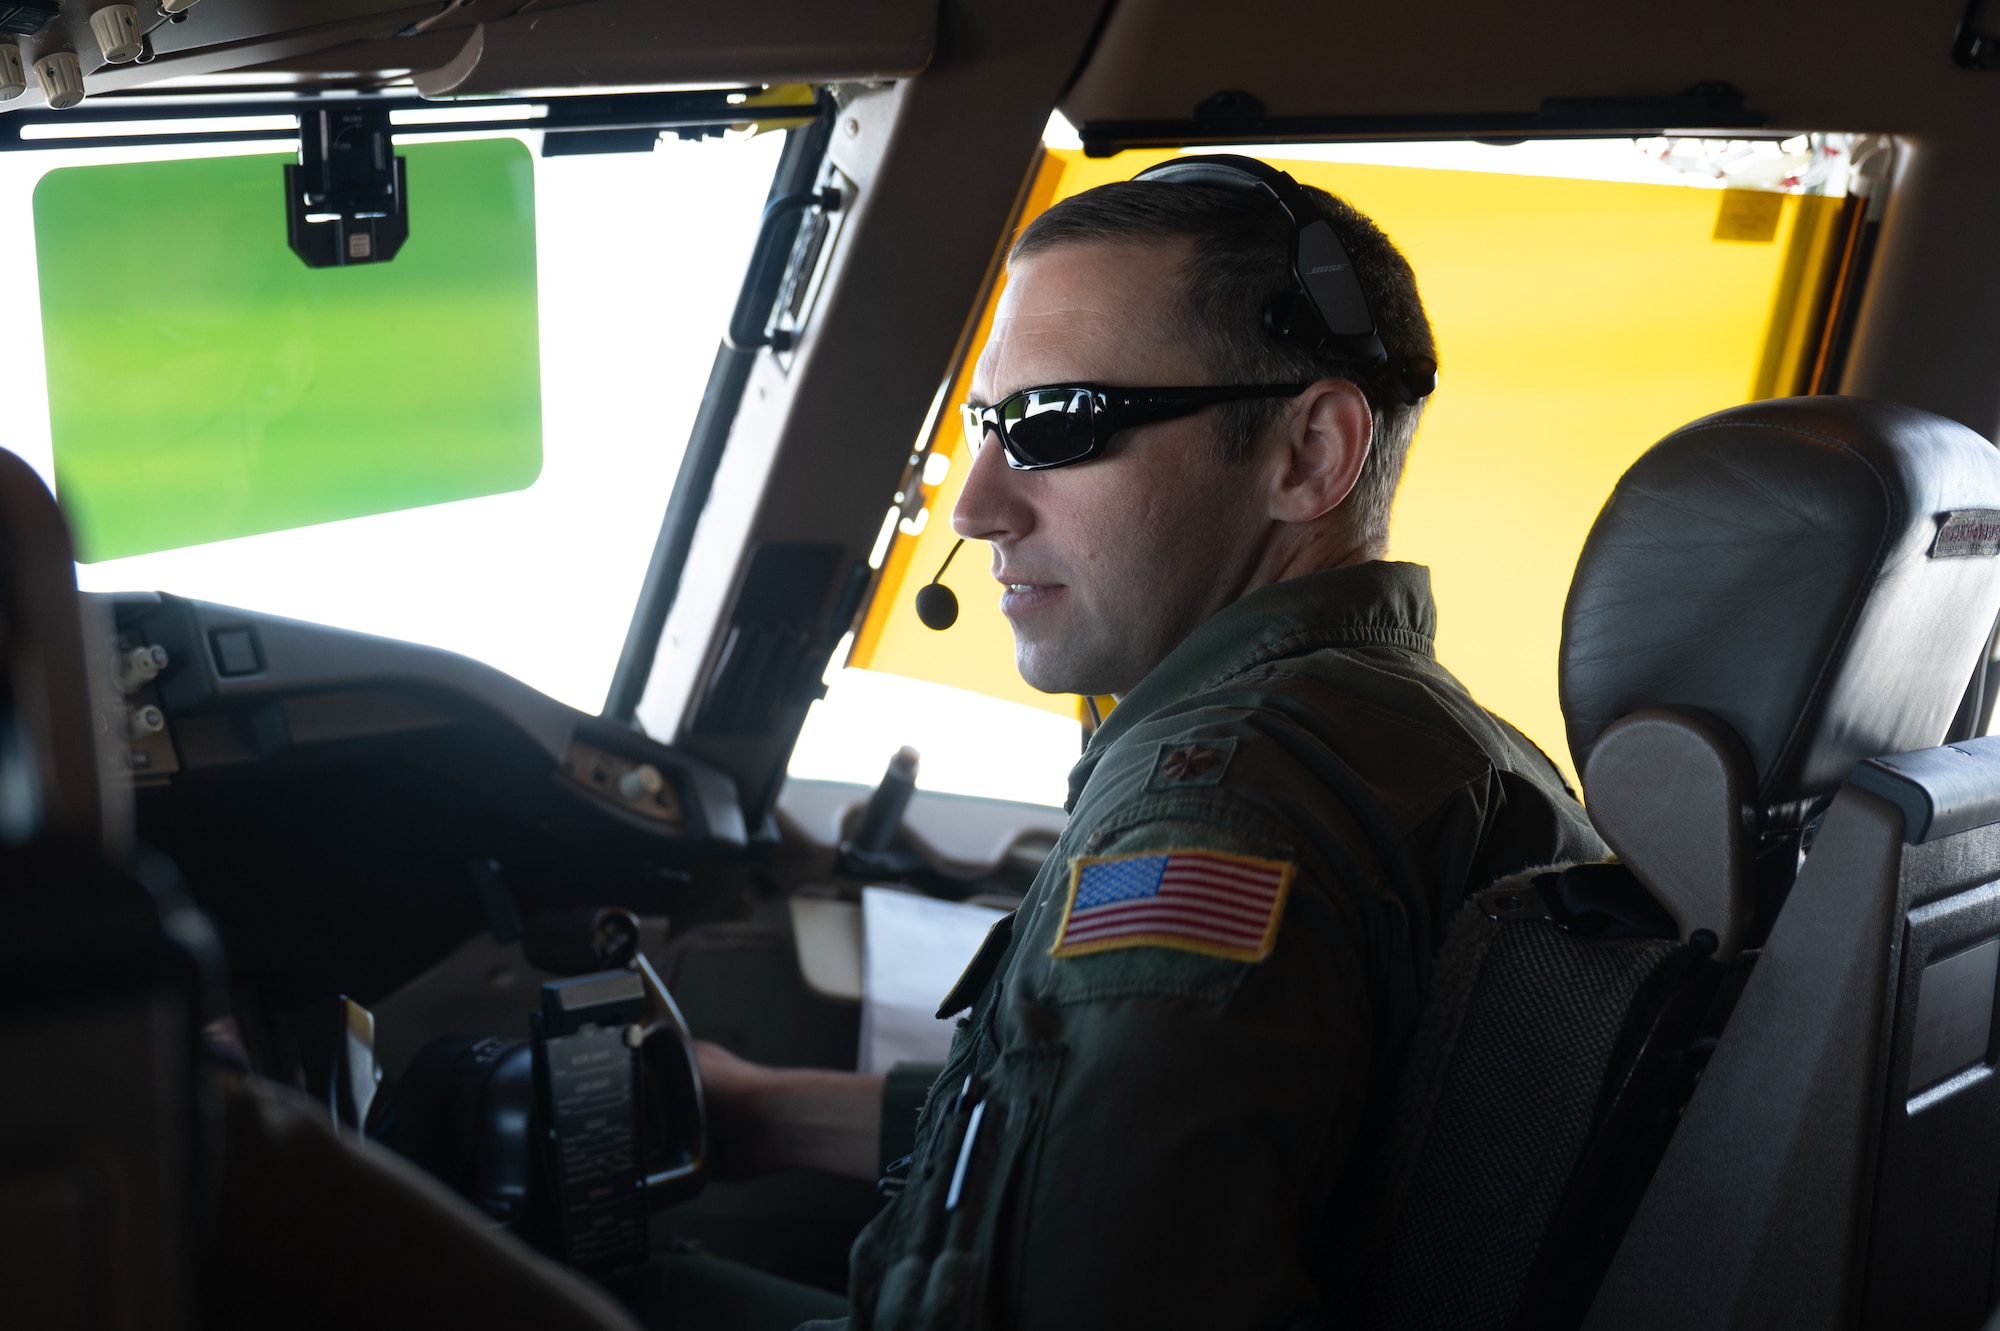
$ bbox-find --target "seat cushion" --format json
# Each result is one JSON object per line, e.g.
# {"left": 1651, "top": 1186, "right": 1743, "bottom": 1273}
{"left": 1355, "top": 898, "right": 1681, "bottom": 1330}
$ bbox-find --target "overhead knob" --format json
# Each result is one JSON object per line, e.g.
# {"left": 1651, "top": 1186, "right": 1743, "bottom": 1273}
{"left": 0, "top": 42, "right": 25, "bottom": 102}
{"left": 89, "top": 5, "right": 142, "bottom": 63}
{"left": 33, "top": 51, "right": 83, "bottom": 109}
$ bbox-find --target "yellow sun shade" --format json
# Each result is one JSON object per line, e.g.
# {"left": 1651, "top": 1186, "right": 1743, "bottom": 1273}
{"left": 851, "top": 147, "right": 1847, "bottom": 784}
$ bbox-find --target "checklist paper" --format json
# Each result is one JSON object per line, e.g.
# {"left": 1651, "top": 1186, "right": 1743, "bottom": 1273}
{"left": 858, "top": 886, "right": 1007, "bottom": 1073}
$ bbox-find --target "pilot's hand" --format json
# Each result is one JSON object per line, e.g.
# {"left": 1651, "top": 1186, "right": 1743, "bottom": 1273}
{"left": 694, "top": 1039, "right": 785, "bottom": 1180}
{"left": 694, "top": 1038, "right": 885, "bottom": 1183}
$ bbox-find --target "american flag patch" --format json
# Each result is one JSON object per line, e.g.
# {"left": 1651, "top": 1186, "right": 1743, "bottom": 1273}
{"left": 1050, "top": 850, "right": 1294, "bottom": 963}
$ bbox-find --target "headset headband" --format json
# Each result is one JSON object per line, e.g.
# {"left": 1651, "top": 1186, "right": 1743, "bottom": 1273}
{"left": 1131, "top": 154, "right": 1437, "bottom": 406}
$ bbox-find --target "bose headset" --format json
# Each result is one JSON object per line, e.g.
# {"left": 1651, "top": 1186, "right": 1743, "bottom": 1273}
{"left": 1132, "top": 154, "right": 1439, "bottom": 405}
{"left": 914, "top": 154, "right": 1438, "bottom": 631}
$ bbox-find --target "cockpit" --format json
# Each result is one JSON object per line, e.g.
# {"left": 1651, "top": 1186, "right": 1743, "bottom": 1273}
{"left": 10, "top": 2, "right": 2000, "bottom": 1329}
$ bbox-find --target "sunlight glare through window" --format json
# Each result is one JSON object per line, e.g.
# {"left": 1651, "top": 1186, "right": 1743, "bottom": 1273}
{"left": 789, "top": 669, "right": 1078, "bottom": 808}
{"left": 0, "top": 130, "right": 785, "bottom": 714}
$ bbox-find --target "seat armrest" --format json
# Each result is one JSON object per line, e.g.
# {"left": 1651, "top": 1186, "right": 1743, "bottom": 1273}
{"left": 1583, "top": 707, "right": 1756, "bottom": 960}
{"left": 1850, "top": 734, "right": 2000, "bottom": 844}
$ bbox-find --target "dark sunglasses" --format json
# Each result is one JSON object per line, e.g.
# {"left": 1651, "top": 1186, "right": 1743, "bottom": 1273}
{"left": 960, "top": 382, "right": 1314, "bottom": 471}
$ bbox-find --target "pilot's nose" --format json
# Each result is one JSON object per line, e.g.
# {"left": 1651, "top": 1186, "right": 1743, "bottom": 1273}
{"left": 952, "top": 422, "right": 1032, "bottom": 545}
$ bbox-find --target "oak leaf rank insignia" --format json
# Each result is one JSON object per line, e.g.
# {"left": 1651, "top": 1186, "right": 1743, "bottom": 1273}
{"left": 1144, "top": 737, "right": 1236, "bottom": 791}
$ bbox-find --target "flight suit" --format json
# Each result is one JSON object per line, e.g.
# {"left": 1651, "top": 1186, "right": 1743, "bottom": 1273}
{"left": 827, "top": 560, "right": 1605, "bottom": 1331}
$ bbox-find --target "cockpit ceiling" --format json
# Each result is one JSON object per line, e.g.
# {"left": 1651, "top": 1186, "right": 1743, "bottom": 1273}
{"left": 1062, "top": 0, "right": 2000, "bottom": 141}
{"left": 9, "top": 0, "right": 1996, "bottom": 133}
{"left": 0, "top": 0, "right": 936, "bottom": 108}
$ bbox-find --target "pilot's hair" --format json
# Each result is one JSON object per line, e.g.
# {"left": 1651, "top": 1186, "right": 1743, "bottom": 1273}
{"left": 1009, "top": 178, "right": 1436, "bottom": 556}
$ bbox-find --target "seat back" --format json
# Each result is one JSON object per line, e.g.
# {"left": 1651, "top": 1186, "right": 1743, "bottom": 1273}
{"left": 1568, "top": 399, "right": 2000, "bottom": 1330}
{"left": 0, "top": 462, "right": 648, "bottom": 1330}
{"left": 0, "top": 450, "right": 215, "bottom": 1330}
{"left": 1586, "top": 742, "right": 2000, "bottom": 1330}
{"left": 1361, "top": 397, "right": 2000, "bottom": 1330}
{"left": 1357, "top": 889, "right": 1691, "bottom": 1329}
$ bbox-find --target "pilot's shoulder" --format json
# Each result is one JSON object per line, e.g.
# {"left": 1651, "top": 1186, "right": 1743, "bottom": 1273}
{"left": 1107, "top": 643, "right": 1580, "bottom": 836}
{"left": 1071, "top": 669, "right": 1599, "bottom": 912}
{"left": 1240, "top": 636, "right": 1575, "bottom": 794}
{"left": 1084, "top": 675, "right": 1478, "bottom": 847}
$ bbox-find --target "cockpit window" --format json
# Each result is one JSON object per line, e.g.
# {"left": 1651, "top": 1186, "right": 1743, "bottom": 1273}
{"left": 0, "top": 126, "right": 786, "bottom": 714}
{"left": 790, "top": 127, "right": 1880, "bottom": 803}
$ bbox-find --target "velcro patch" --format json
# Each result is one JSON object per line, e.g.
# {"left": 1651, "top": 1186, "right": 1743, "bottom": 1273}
{"left": 1144, "top": 737, "right": 1236, "bottom": 792}
{"left": 1050, "top": 849, "right": 1294, "bottom": 963}
{"left": 1931, "top": 509, "right": 2000, "bottom": 559}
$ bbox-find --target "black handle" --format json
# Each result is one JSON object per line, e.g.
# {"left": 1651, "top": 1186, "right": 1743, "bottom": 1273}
{"left": 724, "top": 186, "right": 841, "bottom": 352}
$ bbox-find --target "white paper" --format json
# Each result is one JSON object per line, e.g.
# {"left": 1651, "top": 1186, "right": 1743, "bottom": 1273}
{"left": 858, "top": 886, "right": 1006, "bottom": 1073}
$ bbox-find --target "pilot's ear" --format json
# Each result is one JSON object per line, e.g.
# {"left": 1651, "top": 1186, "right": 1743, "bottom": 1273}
{"left": 1268, "top": 377, "right": 1371, "bottom": 525}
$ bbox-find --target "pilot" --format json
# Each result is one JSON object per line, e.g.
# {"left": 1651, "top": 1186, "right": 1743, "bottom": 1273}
{"left": 686, "top": 159, "right": 1607, "bottom": 1329}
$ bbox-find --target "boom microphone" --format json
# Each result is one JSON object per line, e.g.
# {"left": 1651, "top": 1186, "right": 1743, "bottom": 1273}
{"left": 914, "top": 538, "right": 965, "bottom": 631}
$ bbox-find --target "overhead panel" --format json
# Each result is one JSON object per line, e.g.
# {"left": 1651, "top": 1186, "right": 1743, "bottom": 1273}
{"left": 0, "top": 1, "right": 435, "bottom": 110}
{"left": 0, "top": 0, "right": 935, "bottom": 111}
{"left": 1061, "top": 0, "right": 1993, "bottom": 141}
{"left": 410, "top": 0, "right": 936, "bottom": 97}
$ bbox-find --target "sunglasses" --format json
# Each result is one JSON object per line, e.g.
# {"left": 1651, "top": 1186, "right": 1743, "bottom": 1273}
{"left": 960, "top": 382, "right": 1314, "bottom": 471}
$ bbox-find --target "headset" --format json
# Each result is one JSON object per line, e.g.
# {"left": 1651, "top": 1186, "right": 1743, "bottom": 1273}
{"left": 915, "top": 154, "right": 1438, "bottom": 631}
{"left": 1132, "top": 153, "right": 1438, "bottom": 406}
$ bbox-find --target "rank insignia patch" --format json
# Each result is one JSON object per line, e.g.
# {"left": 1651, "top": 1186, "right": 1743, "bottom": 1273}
{"left": 1050, "top": 849, "right": 1294, "bottom": 963}
{"left": 1144, "top": 737, "right": 1236, "bottom": 791}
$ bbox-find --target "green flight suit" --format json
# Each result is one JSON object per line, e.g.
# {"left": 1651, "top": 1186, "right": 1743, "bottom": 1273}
{"left": 828, "top": 560, "right": 1605, "bottom": 1331}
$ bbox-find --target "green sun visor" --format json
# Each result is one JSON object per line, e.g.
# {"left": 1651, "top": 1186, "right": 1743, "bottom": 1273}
{"left": 33, "top": 137, "right": 543, "bottom": 563}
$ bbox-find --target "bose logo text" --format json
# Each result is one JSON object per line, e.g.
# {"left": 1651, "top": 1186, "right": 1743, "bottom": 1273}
{"left": 1308, "top": 263, "right": 1348, "bottom": 274}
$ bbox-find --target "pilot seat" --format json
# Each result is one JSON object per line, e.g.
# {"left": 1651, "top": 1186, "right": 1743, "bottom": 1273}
{"left": 1360, "top": 397, "right": 2000, "bottom": 1330}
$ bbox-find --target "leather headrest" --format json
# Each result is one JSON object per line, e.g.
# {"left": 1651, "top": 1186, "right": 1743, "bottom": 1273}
{"left": 1562, "top": 397, "right": 2000, "bottom": 826}
{"left": 0, "top": 449, "right": 121, "bottom": 854}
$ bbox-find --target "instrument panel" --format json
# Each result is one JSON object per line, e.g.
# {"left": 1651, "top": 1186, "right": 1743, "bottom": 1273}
{"left": 94, "top": 592, "right": 753, "bottom": 1004}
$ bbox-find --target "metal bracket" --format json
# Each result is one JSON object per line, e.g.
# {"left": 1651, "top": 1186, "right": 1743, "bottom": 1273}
{"left": 285, "top": 105, "right": 406, "bottom": 268}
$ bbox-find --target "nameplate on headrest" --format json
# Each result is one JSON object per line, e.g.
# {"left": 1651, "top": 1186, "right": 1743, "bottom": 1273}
{"left": 1929, "top": 510, "right": 2000, "bottom": 559}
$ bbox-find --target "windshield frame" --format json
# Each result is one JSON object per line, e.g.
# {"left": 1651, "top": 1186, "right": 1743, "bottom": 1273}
{"left": 602, "top": 98, "right": 838, "bottom": 722}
